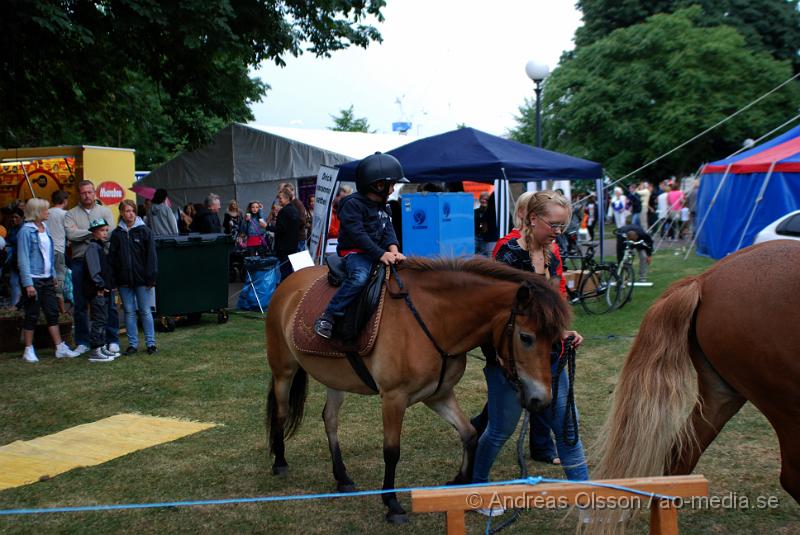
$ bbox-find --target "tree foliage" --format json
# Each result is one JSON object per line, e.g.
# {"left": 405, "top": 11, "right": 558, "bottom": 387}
{"left": 1, "top": 0, "right": 385, "bottom": 168}
{"left": 575, "top": 0, "right": 800, "bottom": 69}
{"left": 513, "top": 8, "right": 800, "bottom": 181}
{"left": 329, "top": 105, "right": 373, "bottom": 132}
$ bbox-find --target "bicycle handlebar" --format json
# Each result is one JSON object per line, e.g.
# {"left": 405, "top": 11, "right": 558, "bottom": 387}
{"left": 623, "top": 239, "right": 646, "bottom": 247}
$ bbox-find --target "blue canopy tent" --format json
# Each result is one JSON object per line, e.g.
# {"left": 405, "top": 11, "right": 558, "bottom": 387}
{"left": 335, "top": 127, "right": 604, "bottom": 253}
{"left": 336, "top": 127, "right": 602, "bottom": 182}
{"left": 695, "top": 124, "right": 800, "bottom": 259}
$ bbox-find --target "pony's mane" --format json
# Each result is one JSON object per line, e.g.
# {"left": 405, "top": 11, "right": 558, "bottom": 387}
{"left": 402, "top": 256, "right": 541, "bottom": 285}
{"left": 400, "top": 256, "right": 571, "bottom": 340}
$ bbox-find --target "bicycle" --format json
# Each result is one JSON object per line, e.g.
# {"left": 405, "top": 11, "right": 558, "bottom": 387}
{"left": 562, "top": 243, "right": 622, "bottom": 315}
{"left": 613, "top": 239, "right": 646, "bottom": 310}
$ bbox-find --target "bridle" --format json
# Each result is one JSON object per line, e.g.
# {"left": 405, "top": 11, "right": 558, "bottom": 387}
{"left": 495, "top": 288, "right": 528, "bottom": 392}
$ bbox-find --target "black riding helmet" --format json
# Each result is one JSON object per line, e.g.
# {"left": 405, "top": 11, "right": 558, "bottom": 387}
{"left": 355, "top": 152, "right": 409, "bottom": 198}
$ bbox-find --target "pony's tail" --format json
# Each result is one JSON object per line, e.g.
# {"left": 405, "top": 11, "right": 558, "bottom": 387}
{"left": 594, "top": 276, "right": 702, "bottom": 481}
{"left": 266, "top": 368, "right": 308, "bottom": 455}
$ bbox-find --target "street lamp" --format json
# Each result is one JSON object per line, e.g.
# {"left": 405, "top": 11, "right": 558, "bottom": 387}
{"left": 525, "top": 60, "right": 550, "bottom": 147}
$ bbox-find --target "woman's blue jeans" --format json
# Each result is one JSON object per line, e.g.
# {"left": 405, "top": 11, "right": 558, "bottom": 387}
{"left": 472, "top": 360, "right": 589, "bottom": 483}
{"left": 118, "top": 285, "right": 155, "bottom": 348}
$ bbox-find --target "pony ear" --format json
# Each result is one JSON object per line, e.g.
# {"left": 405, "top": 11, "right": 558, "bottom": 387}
{"left": 515, "top": 283, "right": 532, "bottom": 309}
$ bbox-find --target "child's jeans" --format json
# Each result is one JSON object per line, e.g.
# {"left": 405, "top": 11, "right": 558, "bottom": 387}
{"left": 325, "top": 253, "right": 374, "bottom": 317}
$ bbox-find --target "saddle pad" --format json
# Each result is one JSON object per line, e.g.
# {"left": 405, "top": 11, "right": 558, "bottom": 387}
{"left": 291, "top": 274, "right": 387, "bottom": 358}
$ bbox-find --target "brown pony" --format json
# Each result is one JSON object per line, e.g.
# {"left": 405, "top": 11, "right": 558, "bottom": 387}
{"left": 590, "top": 240, "right": 800, "bottom": 528}
{"left": 265, "top": 257, "right": 570, "bottom": 523}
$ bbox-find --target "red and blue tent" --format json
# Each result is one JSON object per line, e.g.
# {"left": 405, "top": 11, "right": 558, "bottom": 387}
{"left": 696, "top": 123, "right": 800, "bottom": 258}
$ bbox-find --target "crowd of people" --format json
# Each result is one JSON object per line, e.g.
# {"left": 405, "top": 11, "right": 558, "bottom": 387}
{"left": 607, "top": 179, "right": 698, "bottom": 239}
{"left": 1, "top": 181, "right": 159, "bottom": 363}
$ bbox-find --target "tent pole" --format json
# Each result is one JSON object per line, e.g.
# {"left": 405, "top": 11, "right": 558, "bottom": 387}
{"left": 596, "top": 178, "right": 604, "bottom": 260}
{"left": 497, "top": 171, "right": 510, "bottom": 239}
{"left": 734, "top": 161, "right": 776, "bottom": 251}
{"left": 21, "top": 163, "right": 37, "bottom": 199}
{"left": 684, "top": 163, "right": 732, "bottom": 259}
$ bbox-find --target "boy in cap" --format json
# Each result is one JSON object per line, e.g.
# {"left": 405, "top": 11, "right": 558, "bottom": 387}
{"left": 84, "top": 219, "right": 119, "bottom": 362}
{"left": 314, "top": 152, "right": 408, "bottom": 339}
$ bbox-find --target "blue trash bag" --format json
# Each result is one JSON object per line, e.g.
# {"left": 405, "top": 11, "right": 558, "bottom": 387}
{"left": 237, "top": 256, "right": 280, "bottom": 312}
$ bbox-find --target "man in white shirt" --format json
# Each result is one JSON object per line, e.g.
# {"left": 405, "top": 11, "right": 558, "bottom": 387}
{"left": 49, "top": 190, "right": 70, "bottom": 312}
{"left": 65, "top": 180, "right": 119, "bottom": 355}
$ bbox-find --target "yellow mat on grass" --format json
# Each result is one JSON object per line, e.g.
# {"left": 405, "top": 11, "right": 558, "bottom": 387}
{"left": 0, "top": 414, "right": 215, "bottom": 491}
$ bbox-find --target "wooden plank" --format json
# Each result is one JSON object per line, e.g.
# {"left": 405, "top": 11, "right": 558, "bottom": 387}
{"left": 650, "top": 501, "right": 679, "bottom": 535}
{"left": 445, "top": 510, "right": 466, "bottom": 535}
{"left": 411, "top": 475, "right": 708, "bottom": 513}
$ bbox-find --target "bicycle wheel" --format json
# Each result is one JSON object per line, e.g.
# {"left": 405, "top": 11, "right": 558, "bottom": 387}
{"left": 615, "top": 262, "right": 636, "bottom": 309}
{"left": 579, "top": 265, "right": 621, "bottom": 315}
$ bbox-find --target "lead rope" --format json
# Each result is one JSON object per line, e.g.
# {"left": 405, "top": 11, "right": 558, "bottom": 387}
{"left": 551, "top": 337, "right": 579, "bottom": 447}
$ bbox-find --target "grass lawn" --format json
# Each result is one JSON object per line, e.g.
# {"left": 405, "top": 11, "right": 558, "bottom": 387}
{"left": 1, "top": 250, "right": 798, "bottom": 534}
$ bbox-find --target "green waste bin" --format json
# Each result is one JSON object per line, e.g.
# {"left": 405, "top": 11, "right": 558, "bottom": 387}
{"left": 154, "top": 233, "right": 233, "bottom": 327}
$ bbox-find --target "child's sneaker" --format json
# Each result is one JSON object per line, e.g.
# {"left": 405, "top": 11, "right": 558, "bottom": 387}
{"left": 55, "top": 342, "right": 80, "bottom": 359}
{"left": 89, "top": 348, "right": 115, "bottom": 363}
{"left": 22, "top": 346, "right": 39, "bottom": 363}
{"left": 73, "top": 344, "right": 90, "bottom": 356}
{"left": 314, "top": 312, "right": 335, "bottom": 339}
{"left": 146, "top": 345, "right": 158, "bottom": 355}
{"left": 101, "top": 345, "right": 121, "bottom": 358}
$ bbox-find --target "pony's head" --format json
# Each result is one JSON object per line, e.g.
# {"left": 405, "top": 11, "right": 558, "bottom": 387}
{"left": 495, "top": 278, "right": 571, "bottom": 413}
{"left": 400, "top": 256, "right": 572, "bottom": 411}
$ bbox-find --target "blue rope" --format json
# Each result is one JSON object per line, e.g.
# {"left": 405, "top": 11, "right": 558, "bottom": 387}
{"left": 0, "top": 476, "right": 679, "bottom": 516}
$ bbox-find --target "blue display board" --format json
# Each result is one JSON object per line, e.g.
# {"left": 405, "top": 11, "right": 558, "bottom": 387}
{"left": 401, "top": 193, "right": 474, "bottom": 257}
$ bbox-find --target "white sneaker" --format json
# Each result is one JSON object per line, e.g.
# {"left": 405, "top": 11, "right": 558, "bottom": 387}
{"left": 101, "top": 345, "right": 121, "bottom": 358}
{"left": 55, "top": 342, "right": 80, "bottom": 359}
{"left": 107, "top": 342, "right": 121, "bottom": 354}
{"left": 73, "top": 344, "right": 90, "bottom": 356}
{"left": 88, "top": 348, "right": 115, "bottom": 363}
{"left": 22, "top": 346, "right": 39, "bottom": 363}
{"left": 476, "top": 506, "right": 505, "bottom": 517}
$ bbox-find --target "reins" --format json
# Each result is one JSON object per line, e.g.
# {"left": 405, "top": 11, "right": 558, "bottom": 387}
{"left": 388, "top": 265, "right": 452, "bottom": 396}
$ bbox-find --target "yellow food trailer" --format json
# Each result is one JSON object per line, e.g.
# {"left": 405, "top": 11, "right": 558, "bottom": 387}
{"left": 0, "top": 145, "right": 136, "bottom": 221}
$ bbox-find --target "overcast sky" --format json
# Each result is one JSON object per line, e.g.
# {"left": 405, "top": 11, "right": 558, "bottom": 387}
{"left": 250, "top": 1, "right": 583, "bottom": 138}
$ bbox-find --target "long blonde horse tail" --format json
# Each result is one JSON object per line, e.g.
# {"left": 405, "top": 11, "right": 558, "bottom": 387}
{"left": 595, "top": 275, "right": 703, "bottom": 481}
{"left": 581, "top": 277, "right": 703, "bottom": 533}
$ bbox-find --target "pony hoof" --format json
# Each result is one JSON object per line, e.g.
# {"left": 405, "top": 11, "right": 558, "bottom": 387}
{"left": 385, "top": 512, "right": 409, "bottom": 524}
{"left": 272, "top": 464, "right": 288, "bottom": 476}
{"left": 446, "top": 476, "right": 468, "bottom": 486}
{"left": 337, "top": 482, "right": 357, "bottom": 493}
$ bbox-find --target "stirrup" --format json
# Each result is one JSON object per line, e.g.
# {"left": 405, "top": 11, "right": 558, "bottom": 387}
{"left": 314, "top": 315, "right": 335, "bottom": 339}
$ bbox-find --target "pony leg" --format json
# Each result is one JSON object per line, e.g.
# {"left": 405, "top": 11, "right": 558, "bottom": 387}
{"left": 776, "top": 426, "right": 800, "bottom": 503}
{"left": 322, "top": 388, "right": 357, "bottom": 492}
{"left": 381, "top": 391, "right": 409, "bottom": 524}
{"left": 424, "top": 390, "right": 477, "bottom": 484}
{"left": 670, "top": 345, "right": 745, "bottom": 475}
{"left": 267, "top": 373, "right": 292, "bottom": 475}
{"left": 266, "top": 365, "right": 307, "bottom": 476}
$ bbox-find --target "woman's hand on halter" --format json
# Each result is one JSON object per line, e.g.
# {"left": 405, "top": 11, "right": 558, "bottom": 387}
{"left": 562, "top": 330, "right": 583, "bottom": 348}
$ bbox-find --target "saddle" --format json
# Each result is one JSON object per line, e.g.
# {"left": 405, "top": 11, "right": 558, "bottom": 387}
{"left": 290, "top": 256, "right": 388, "bottom": 358}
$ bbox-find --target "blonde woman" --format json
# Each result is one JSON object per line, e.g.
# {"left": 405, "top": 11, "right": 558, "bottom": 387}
{"left": 223, "top": 199, "right": 243, "bottom": 237}
{"left": 16, "top": 198, "right": 79, "bottom": 362}
{"left": 472, "top": 191, "right": 587, "bottom": 513}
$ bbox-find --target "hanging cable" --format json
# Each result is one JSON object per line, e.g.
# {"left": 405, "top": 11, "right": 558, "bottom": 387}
{"left": 568, "top": 70, "right": 800, "bottom": 212}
